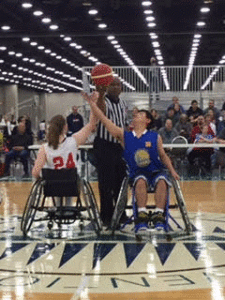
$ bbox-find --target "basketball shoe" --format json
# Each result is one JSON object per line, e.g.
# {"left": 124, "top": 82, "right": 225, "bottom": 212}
{"left": 135, "top": 211, "right": 149, "bottom": 233}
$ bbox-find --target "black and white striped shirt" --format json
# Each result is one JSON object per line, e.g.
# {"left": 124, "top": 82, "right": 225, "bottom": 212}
{"left": 97, "top": 96, "right": 127, "bottom": 143}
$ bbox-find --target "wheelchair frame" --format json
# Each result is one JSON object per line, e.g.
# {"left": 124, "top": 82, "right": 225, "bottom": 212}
{"left": 21, "top": 170, "right": 102, "bottom": 236}
{"left": 110, "top": 176, "right": 193, "bottom": 239}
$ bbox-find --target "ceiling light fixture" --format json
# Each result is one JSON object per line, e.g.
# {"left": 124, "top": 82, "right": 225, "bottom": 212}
{"left": 147, "top": 22, "right": 156, "bottom": 27}
{"left": 1, "top": 25, "right": 10, "bottom": 31}
{"left": 64, "top": 37, "right": 72, "bottom": 41}
{"left": 200, "top": 7, "right": 210, "bottom": 13}
{"left": 22, "top": 2, "right": 33, "bottom": 8}
{"left": 22, "top": 37, "right": 30, "bottom": 42}
{"left": 82, "top": 1, "right": 92, "bottom": 6}
{"left": 88, "top": 9, "right": 98, "bottom": 15}
{"left": 42, "top": 18, "right": 51, "bottom": 24}
{"left": 144, "top": 10, "right": 153, "bottom": 14}
{"left": 30, "top": 42, "right": 38, "bottom": 46}
{"left": 33, "top": 11, "right": 43, "bottom": 16}
{"left": 98, "top": 23, "right": 107, "bottom": 29}
{"left": 146, "top": 16, "right": 155, "bottom": 21}
{"left": 142, "top": 1, "right": 152, "bottom": 6}
{"left": 49, "top": 25, "right": 59, "bottom": 30}
{"left": 107, "top": 35, "right": 115, "bottom": 40}
{"left": 197, "top": 21, "right": 206, "bottom": 26}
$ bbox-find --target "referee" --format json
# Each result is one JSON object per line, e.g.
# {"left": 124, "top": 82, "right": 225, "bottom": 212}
{"left": 94, "top": 77, "right": 127, "bottom": 227}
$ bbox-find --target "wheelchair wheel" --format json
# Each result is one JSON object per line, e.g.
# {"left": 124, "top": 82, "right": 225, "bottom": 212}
{"left": 172, "top": 179, "right": 192, "bottom": 235}
{"left": 110, "top": 176, "right": 129, "bottom": 233}
{"left": 21, "top": 179, "right": 43, "bottom": 236}
{"left": 80, "top": 179, "right": 102, "bottom": 234}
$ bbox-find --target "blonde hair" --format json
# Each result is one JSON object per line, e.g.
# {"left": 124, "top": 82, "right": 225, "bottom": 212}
{"left": 47, "top": 115, "right": 66, "bottom": 149}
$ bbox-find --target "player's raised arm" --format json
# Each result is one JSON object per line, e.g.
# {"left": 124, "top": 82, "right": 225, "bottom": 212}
{"left": 73, "top": 92, "right": 99, "bottom": 147}
{"left": 81, "top": 91, "right": 124, "bottom": 143}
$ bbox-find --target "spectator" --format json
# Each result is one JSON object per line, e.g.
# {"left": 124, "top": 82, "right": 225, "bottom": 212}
{"left": 174, "top": 103, "right": 183, "bottom": 121}
{"left": 188, "top": 116, "right": 215, "bottom": 177}
{"left": 149, "top": 57, "right": 160, "bottom": 102}
{"left": 66, "top": 106, "right": 84, "bottom": 136}
{"left": 174, "top": 113, "right": 192, "bottom": 141}
{"left": 158, "top": 119, "right": 179, "bottom": 144}
{"left": 2, "top": 121, "right": 33, "bottom": 178}
{"left": 167, "top": 96, "right": 185, "bottom": 113}
{"left": 163, "top": 108, "right": 178, "bottom": 126}
{"left": 12, "top": 115, "right": 33, "bottom": 139}
{"left": 150, "top": 108, "right": 163, "bottom": 131}
{"left": 214, "top": 128, "right": 225, "bottom": 169}
{"left": 38, "top": 120, "right": 46, "bottom": 141}
{"left": 2, "top": 114, "right": 12, "bottom": 145}
{"left": 204, "top": 111, "right": 216, "bottom": 135}
{"left": 203, "top": 99, "right": 220, "bottom": 123}
{"left": 221, "top": 101, "right": 225, "bottom": 111}
{"left": 186, "top": 100, "right": 203, "bottom": 126}
{"left": 217, "top": 110, "right": 225, "bottom": 134}
{"left": 189, "top": 115, "right": 213, "bottom": 142}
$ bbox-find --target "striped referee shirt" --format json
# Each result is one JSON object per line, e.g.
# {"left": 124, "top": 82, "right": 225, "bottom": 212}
{"left": 97, "top": 95, "right": 127, "bottom": 143}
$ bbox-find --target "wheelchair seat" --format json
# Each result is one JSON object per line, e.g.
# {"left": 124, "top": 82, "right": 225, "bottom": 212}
{"left": 21, "top": 168, "right": 102, "bottom": 236}
{"left": 110, "top": 175, "right": 193, "bottom": 240}
{"left": 42, "top": 168, "right": 79, "bottom": 197}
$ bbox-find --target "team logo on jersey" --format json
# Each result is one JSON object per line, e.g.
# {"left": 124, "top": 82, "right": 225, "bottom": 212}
{"left": 134, "top": 149, "right": 150, "bottom": 167}
{"left": 145, "top": 141, "right": 152, "bottom": 148}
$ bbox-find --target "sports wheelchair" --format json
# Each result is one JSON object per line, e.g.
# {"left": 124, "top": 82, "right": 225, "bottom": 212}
{"left": 21, "top": 168, "right": 102, "bottom": 236}
{"left": 110, "top": 175, "right": 193, "bottom": 240}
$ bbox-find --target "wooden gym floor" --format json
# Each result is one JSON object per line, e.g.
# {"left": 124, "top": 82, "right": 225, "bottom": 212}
{"left": 0, "top": 180, "right": 225, "bottom": 300}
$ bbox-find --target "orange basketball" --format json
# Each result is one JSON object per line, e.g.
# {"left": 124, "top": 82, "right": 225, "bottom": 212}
{"left": 91, "top": 63, "right": 114, "bottom": 86}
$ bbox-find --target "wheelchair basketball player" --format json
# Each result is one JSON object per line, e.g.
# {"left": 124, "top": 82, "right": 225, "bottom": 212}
{"left": 82, "top": 91, "right": 180, "bottom": 233}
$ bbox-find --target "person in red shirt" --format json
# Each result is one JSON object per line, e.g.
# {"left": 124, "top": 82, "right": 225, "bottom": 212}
{"left": 188, "top": 115, "right": 215, "bottom": 177}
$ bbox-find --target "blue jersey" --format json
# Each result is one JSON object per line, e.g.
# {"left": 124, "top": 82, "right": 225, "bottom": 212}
{"left": 123, "top": 130, "right": 164, "bottom": 179}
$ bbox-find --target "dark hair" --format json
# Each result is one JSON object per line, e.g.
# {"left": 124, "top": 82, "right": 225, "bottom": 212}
{"left": 191, "top": 100, "right": 198, "bottom": 105}
{"left": 47, "top": 115, "right": 66, "bottom": 150}
{"left": 138, "top": 109, "right": 153, "bottom": 130}
{"left": 18, "top": 115, "right": 26, "bottom": 123}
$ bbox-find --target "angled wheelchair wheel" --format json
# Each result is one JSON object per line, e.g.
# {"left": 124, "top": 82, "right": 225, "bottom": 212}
{"left": 172, "top": 179, "right": 192, "bottom": 235}
{"left": 110, "top": 176, "right": 129, "bottom": 233}
{"left": 21, "top": 179, "right": 43, "bottom": 236}
{"left": 80, "top": 179, "right": 102, "bottom": 235}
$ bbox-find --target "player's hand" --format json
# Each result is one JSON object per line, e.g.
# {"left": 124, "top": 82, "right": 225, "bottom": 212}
{"left": 81, "top": 91, "right": 90, "bottom": 103}
{"left": 81, "top": 91, "right": 99, "bottom": 105}
{"left": 90, "top": 91, "right": 99, "bottom": 103}
{"left": 171, "top": 170, "right": 180, "bottom": 181}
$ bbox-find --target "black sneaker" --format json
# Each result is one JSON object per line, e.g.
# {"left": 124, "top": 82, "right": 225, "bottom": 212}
{"left": 135, "top": 211, "right": 149, "bottom": 233}
{"left": 151, "top": 211, "right": 165, "bottom": 230}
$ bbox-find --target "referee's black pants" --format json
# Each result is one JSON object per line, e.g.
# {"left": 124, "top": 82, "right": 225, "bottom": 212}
{"left": 94, "top": 137, "right": 127, "bottom": 226}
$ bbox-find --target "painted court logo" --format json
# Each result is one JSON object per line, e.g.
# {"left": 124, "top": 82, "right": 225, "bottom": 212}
{"left": 134, "top": 149, "right": 151, "bottom": 167}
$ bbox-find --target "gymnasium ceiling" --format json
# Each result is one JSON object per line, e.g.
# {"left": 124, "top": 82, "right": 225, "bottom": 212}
{"left": 0, "top": 0, "right": 225, "bottom": 93}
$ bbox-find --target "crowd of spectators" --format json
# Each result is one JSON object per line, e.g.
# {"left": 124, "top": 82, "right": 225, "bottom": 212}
{"left": 0, "top": 114, "right": 33, "bottom": 178}
{"left": 140, "top": 97, "right": 225, "bottom": 177}
{"left": 1, "top": 96, "right": 225, "bottom": 179}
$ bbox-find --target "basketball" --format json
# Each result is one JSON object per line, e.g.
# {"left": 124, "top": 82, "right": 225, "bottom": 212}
{"left": 91, "top": 63, "right": 114, "bottom": 86}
